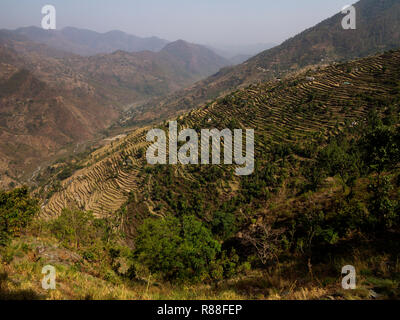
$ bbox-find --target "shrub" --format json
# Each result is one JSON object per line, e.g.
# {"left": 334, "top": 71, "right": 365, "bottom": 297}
{"left": 211, "top": 209, "right": 237, "bottom": 241}
{"left": 134, "top": 215, "right": 221, "bottom": 282}
{"left": 50, "top": 209, "right": 98, "bottom": 249}
{"left": 368, "top": 176, "right": 399, "bottom": 229}
{"left": 0, "top": 187, "right": 38, "bottom": 246}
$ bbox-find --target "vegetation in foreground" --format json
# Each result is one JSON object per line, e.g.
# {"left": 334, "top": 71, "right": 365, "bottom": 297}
{"left": 1, "top": 104, "right": 399, "bottom": 300}
{"left": 1, "top": 50, "right": 400, "bottom": 300}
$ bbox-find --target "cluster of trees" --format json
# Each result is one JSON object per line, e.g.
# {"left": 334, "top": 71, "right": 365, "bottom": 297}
{"left": 133, "top": 215, "right": 220, "bottom": 282}
{"left": 0, "top": 187, "right": 38, "bottom": 246}
{"left": 48, "top": 208, "right": 125, "bottom": 267}
{"left": 43, "top": 208, "right": 246, "bottom": 283}
{"left": 1, "top": 81, "right": 399, "bottom": 286}
{"left": 314, "top": 110, "right": 400, "bottom": 228}
{"left": 50, "top": 209, "right": 114, "bottom": 250}
{"left": 131, "top": 214, "right": 249, "bottom": 282}
{"left": 127, "top": 96, "right": 399, "bottom": 279}
{"left": 265, "top": 107, "right": 400, "bottom": 261}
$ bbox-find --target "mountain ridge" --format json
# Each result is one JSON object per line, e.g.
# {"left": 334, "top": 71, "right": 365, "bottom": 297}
{"left": 12, "top": 26, "right": 169, "bottom": 56}
{"left": 0, "top": 35, "right": 230, "bottom": 187}
{"left": 125, "top": 0, "right": 400, "bottom": 126}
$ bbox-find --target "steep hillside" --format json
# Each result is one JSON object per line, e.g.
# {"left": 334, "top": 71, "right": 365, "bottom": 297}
{"left": 2, "top": 49, "right": 398, "bottom": 302}
{"left": 2, "top": 0, "right": 400, "bottom": 301}
{"left": 34, "top": 50, "right": 400, "bottom": 298}
{"left": 126, "top": 0, "right": 400, "bottom": 126}
{"left": 13, "top": 26, "right": 169, "bottom": 56}
{"left": 39, "top": 49, "right": 400, "bottom": 219}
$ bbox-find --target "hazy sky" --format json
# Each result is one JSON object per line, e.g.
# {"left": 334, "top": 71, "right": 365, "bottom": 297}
{"left": 0, "top": 0, "right": 354, "bottom": 46}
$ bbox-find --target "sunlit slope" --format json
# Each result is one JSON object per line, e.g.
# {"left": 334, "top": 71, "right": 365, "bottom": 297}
{"left": 128, "top": 0, "right": 400, "bottom": 127}
{"left": 40, "top": 50, "right": 400, "bottom": 217}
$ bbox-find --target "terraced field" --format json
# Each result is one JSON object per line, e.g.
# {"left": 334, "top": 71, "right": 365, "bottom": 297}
{"left": 40, "top": 49, "right": 400, "bottom": 218}
{"left": 40, "top": 127, "right": 149, "bottom": 218}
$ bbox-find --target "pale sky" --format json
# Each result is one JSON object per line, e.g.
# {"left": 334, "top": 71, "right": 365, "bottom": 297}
{"left": 0, "top": 0, "right": 355, "bottom": 46}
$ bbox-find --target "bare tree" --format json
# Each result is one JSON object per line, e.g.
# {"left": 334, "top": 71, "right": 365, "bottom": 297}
{"left": 241, "top": 224, "right": 285, "bottom": 266}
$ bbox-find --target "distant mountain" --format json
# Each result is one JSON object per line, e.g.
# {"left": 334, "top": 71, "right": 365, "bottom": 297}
{"left": 160, "top": 40, "right": 231, "bottom": 77}
{"left": 128, "top": 0, "right": 400, "bottom": 125}
{"left": 13, "top": 26, "right": 169, "bottom": 56}
{"left": 0, "top": 35, "right": 229, "bottom": 185}
{"left": 0, "top": 44, "right": 120, "bottom": 186}
{"left": 72, "top": 41, "right": 229, "bottom": 105}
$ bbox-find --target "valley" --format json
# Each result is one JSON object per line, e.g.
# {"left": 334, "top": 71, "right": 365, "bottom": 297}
{"left": 0, "top": 31, "right": 230, "bottom": 188}
{"left": 2, "top": 48, "right": 398, "bottom": 300}
{"left": 0, "top": 0, "right": 399, "bottom": 302}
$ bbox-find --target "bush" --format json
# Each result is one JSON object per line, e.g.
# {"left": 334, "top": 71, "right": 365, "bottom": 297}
{"left": 50, "top": 209, "right": 100, "bottom": 249}
{"left": 134, "top": 215, "right": 221, "bottom": 282}
{"left": 211, "top": 209, "right": 237, "bottom": 241}
{"left": 368, "top": 176, "right": 399, "bottom": 229}
{"left": 0, "top": 187, "right": 38, "bottom": 246}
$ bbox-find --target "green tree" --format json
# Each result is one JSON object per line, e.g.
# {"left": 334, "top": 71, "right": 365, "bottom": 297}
{"left": 360, "top": 125, "right": 399, "bottom": 177}
{"left": 134, "top": 215, "right": 221, "bottom": 282}
{"left": 318, "top": 141, "right": 359, "bottom": 193}
{"left": 368, "top": 176, "right": 398, "bottom": 230}
{"left": 0, "top": 187, "right": 38, "bottom": 246}
{"left": 211, "top": 209, "right": 237, "bottom": 241}
{"left": 50, "top": 208, "right": 98, "bottom": 249}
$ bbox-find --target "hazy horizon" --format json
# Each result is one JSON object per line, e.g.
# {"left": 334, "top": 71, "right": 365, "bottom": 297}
{"left": 1, "top": 0, "right": 354, "bottom": 47}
